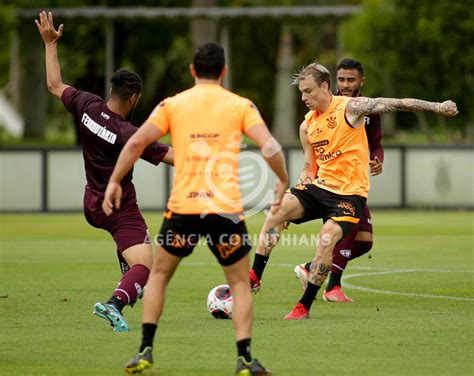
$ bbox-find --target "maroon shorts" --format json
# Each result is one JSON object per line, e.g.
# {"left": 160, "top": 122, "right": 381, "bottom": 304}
{"left": 83, "top": 188, "right": 151, "bottom": 256}
{"left": 357, "top": 205, "right": 373, "bottom": 233}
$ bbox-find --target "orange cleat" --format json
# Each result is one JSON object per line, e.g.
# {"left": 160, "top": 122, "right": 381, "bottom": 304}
{"left": 283, "top": 303, "right": 310, "bottom": 320}
{"left": 323, "top": 286, "right": 353, "bottom": 303}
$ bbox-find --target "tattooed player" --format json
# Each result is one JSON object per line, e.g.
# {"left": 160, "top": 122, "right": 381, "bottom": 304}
{"left": 294, "top": 58, "right": 384, "bottom": 303}
{"left": 249, "top": 61, "right": 458, "bottom": 320}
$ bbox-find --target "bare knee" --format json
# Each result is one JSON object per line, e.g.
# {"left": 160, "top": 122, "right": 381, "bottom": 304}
{"left": 122, "top": 244, "right": 153, "bottom": 268}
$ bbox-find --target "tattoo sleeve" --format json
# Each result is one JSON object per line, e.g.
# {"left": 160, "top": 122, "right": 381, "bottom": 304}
{"left": 297, "top": 162, "right": 314, "bottom": 185}
{"left": 347, "top": 97, "right": 441, "bottom": 116}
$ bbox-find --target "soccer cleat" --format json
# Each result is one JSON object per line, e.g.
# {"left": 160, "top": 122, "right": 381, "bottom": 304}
{"left": 283, "top": 303, "right": 310, "bottom": 320}
{"left": 293, "top": 264, "right": 309, "bottom": 291}
{"left": 93, "top": 302, "right": 129, "bottom": 332}
{"left": 124, "top": 346, "right": 153, "bottom": 374}
{"left": 249, "top": 269, "right": 261, "bottom": 293}
{"left": 235, "top": 356, "right": 272, "bottom": 375}
{"left": 323, "top": 286, "right": 353, "bottom": 303}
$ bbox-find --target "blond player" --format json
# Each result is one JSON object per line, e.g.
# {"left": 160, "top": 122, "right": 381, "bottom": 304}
{"left": 249, "top": 62, "right": 458, "bottom": 320}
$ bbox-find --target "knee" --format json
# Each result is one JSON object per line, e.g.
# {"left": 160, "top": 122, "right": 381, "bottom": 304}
{"left": 355, "top": 240, "right": 373, "bottom": 253}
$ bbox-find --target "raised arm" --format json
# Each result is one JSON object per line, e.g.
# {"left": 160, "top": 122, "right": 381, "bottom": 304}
{"left": 35, "top": 11, "right": 68, "bottom": 99}
{"left": 345, "top": 97, "right": 458, "bottom": 126}
{"left": 245, "top": 123, "right": 289, "bottom": 206}
{"left": 297, "top": 121, "right": 317, "bottom": 185}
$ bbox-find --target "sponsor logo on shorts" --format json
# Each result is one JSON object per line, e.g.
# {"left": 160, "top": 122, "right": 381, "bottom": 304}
{"left": 340, "top": 249, "right": 351, "bottom": 258}
{"left": 337, "top": 201, "right": 356, "bottom": 216}
{"left": 215, "top": 234, "right": 243, "bottom": 260}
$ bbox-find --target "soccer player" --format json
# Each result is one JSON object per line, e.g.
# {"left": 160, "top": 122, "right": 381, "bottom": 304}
{"left": 293, "top": 58, "right": 384, "bottom": 303}
{"left": 102, "top": 42, "right": 287, "bottom": 374}
{"left": 35, "top": 11, "right": 173, "bottom": 332}
{"left": 249, "top": 61, "right": 457, "bottom": 320}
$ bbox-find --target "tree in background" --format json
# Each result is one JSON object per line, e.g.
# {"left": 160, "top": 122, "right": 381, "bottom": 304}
{"left": 341, "top": 0, "right": 474, "bottom": 143}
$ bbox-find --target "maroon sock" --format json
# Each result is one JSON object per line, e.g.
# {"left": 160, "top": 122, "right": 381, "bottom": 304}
{"left": 111, "top": 264, "right": 150, "bottom": 307}
{"left": 331, "top": 228, "right": 357, "bottom": 275}
{"left": 349, "top": 240, "right": 373, "bottom": 260}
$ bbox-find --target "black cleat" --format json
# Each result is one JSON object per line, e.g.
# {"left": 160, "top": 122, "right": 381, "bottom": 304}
{"left": 124, "top": 346, "right": 153, "bottom": 374}
{"left": 235, "top": 356, "right": 271, "bottom": 375}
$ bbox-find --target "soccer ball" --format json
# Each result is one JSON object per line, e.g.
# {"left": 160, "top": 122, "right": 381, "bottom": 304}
{"left": 207, "top": 284, "right": 233, "bottom": 319}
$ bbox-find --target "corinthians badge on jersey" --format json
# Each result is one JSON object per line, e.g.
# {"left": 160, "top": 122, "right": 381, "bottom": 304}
{"left": 326, "top": 116, "right": 337, "bottom": 129}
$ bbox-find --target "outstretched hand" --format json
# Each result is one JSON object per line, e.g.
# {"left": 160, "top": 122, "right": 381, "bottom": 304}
{"left": 35, "top": 11, "right": 63, "bottom": 44}
{"left": 438, "top": 100, "right": 459, "bottom": 117}
{"left": 102, "top": 182, "right": 123, "bottom": 216}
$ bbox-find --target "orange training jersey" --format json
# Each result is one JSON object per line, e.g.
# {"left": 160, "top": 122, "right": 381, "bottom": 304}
{"left": 147, "top": 83, "right": 264, "bottom": 214}
{"left": 305, "top": 96, "right": 369, "bottom": 197}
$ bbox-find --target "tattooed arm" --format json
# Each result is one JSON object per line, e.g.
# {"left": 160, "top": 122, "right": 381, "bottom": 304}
{"left": 297, "top": 121, "right": 317, "bottom": 185}
{"left": 345, "top": 97, "right": 459, "bottom": 127}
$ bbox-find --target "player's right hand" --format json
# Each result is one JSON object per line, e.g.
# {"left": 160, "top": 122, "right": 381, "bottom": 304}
{"left": 35, "top": 11, "right": 63, "bottom": 44}
{"left": 102, "top": 182, "right": 122, "bottom": 216}
{"left": 272, "top": 179, "right": 289, "bottom": 207}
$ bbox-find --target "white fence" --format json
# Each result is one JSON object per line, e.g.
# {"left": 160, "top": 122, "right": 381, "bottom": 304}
{"left": 0, "top": 146, "right": 473, "bottom": 212}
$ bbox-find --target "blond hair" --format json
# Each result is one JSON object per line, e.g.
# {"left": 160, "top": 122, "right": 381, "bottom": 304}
{"left": 292, "top": 62, "right": 331, "bottom": 87}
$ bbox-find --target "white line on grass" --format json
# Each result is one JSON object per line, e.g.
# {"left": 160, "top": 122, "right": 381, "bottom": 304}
{"left": 341, "top": 269, "right": 474, "bottom": 302}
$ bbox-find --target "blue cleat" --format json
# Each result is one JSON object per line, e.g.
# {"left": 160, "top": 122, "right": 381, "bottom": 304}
{"left": 93, "top": 302, "right": 129, "bottom": 332}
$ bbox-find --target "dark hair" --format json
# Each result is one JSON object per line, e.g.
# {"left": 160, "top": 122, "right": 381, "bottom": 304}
{"left": 336, "top": 58, "right": 364, "bottom": 76}
{"left": 110, "top": 69, "right": 143, "bottom": 101}
{"left": 193, "top": 42, "right": 225, "bottom": 79}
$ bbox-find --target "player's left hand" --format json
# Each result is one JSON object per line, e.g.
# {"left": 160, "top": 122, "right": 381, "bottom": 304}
{"left": 369, "top": 156, "right": 383, "bottom": 176}
{"left": 102, "top": 182, "right": 122, "bottom": 216}
{"left": 438, "top": 100, "right": 459, "bottom": 117}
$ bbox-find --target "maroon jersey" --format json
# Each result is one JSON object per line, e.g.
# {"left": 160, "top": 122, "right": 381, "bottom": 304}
{"left": 364, "top": 114, "right": 384, "bottom": 163}
{"left": 61, "top": 87, "right": 169, "bottom": 198}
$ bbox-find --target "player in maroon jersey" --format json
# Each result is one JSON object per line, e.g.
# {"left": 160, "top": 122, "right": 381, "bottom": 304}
{"left": 36, "top": 11, "right": 173, "bottom": 331}
{"left": 293, "top": 58, "right": 383, "bottom": 302}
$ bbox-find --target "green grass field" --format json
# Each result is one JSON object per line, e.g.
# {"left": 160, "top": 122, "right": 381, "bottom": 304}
{"left": 1, "top": 211, "right": 473, "bottom": 376}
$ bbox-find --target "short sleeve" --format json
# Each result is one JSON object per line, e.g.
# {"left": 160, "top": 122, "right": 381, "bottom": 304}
{"left": 242, "top": 101, "right": 265, "bottom": 132}
{"left": 146, "top": 100, "right": 170, "bottom": 135}
{"left": 61, "top": 87, "right": 98, "bottom": 115}
{"left": 119, "top": 122, "right": 169, "bottom": 165}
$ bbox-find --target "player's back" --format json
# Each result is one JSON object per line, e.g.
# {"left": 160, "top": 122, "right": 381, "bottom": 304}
{"left": 62, "top": 87, "right": 167, "bottom": 196}
{"left": 149, "top": 83, "right": 263, "bottom": 214}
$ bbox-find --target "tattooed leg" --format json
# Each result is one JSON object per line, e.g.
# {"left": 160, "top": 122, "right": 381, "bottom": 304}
{"left": 255, "top": 193, "right": 304, "bottom": 257}
{"left": 308, "top": 220, "right": 343, "bottom": 286}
